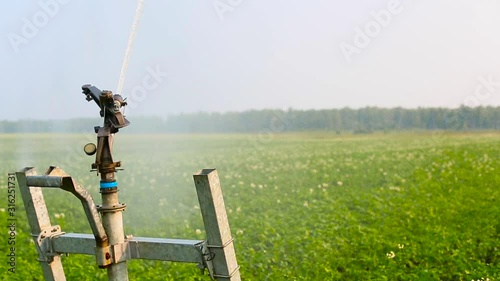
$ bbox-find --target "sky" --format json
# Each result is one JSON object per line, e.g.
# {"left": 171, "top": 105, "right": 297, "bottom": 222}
{"left": 1, "top": 0, "right": 500, "bottom": 120}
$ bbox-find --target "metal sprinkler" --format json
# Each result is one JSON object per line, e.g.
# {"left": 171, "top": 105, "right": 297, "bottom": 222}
{"left": 15, "top": 85, "right": 240, "bottom": 281}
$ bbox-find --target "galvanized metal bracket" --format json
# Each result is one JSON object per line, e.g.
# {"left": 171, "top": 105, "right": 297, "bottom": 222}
{"left": 201, "top": 238, "right": 239, "bottom": 279}
{"left": 112, "top": 241, "right": 130, "bottom": 264}
{"left": 196, "top": 242, "right": 215, "bottom": 278}
{"left": 95, "top": 245, "right": 113, "bottom": 268}
{"left": 36, "top": 225, "right": 66, "bottom": 264}
{"left": 18, "top": 167, "right": 240, "bottom": 281}
{"left": 95, "top": 241, "right": 130, "bottom": 267}
{"left": 26, "top": 167, "right": 109, "bottom": 249}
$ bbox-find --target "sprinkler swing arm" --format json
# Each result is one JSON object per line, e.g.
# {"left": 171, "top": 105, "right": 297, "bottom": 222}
{"left": 15, "top": 85, "right": 240, "bottom": 281}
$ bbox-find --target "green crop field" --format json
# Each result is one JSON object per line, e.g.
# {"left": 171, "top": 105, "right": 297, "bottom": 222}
{"left": 0, "top": 132, "right": 499, "bottom": 280}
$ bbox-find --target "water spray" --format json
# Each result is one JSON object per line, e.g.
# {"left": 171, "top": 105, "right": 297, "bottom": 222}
{"left": 116, "top": 0, "right": 145, "bottom": 96}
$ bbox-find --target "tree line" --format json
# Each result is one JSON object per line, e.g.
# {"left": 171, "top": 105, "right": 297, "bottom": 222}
{"left": 2, "top": 106, "right": 500, "bottom": 134}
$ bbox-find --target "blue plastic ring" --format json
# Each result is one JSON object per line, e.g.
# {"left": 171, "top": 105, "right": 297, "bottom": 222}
{"left": 100, "top": 181, "right": 117, "bottom": 189}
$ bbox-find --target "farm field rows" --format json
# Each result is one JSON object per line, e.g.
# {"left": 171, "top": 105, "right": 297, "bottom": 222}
{"left": 0, "top": 132, "right": 499, "bottom": 280}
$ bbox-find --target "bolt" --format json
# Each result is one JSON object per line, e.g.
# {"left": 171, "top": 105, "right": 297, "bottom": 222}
{"left": 105, "top": 252, "right": 111, "bottom": 260}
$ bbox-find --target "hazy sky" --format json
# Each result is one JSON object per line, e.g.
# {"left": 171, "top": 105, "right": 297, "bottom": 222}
{"left": 2, "top": 0, "right": 500, "bottom": 120}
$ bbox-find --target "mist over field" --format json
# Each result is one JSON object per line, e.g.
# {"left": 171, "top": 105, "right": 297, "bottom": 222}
{"left": 1, "top": 131, "right": 499, "bottom": 280}
{"left": 5, "top": 106, "right": 500, "bottom": 134}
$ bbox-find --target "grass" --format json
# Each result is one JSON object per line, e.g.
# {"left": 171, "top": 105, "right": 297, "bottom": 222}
{"left": 0, "top": 131, "right": 498, "bottom": 280}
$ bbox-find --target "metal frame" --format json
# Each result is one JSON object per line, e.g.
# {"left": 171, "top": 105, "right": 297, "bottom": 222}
{"left": 16, "top": 167, "right": 240, "bottom": 281}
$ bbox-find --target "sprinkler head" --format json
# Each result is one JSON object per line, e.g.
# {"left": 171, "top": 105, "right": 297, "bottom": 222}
{"left": 81, "top": 84, "right": 130, "bottom": 130}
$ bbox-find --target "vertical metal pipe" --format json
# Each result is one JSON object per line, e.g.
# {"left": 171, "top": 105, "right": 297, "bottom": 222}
{"left": 100, "top": 189, "right": 128, "bottom": 281}
{"left": 98, "top": 132, "right": 128, "bottom": 281}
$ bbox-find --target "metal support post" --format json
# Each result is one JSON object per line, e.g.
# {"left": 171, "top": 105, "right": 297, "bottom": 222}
{"left": 16, "top": 167, "right": 66, "bottom": 281}
{"left": 193, "top": 169, "right": 241, "bottom": 281}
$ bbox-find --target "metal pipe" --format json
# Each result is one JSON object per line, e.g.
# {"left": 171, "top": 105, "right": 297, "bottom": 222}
{"left": 100, "top": 189, "right": 128, "bottom": 281}
{"left": 98, "top": 131, "right": 128, "bottom": 281}
{"left": 51, "top": 233, "right": 205, "bottom": 263}
{"left": 26, "top": 175, "right": 64, "bottom": 187}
